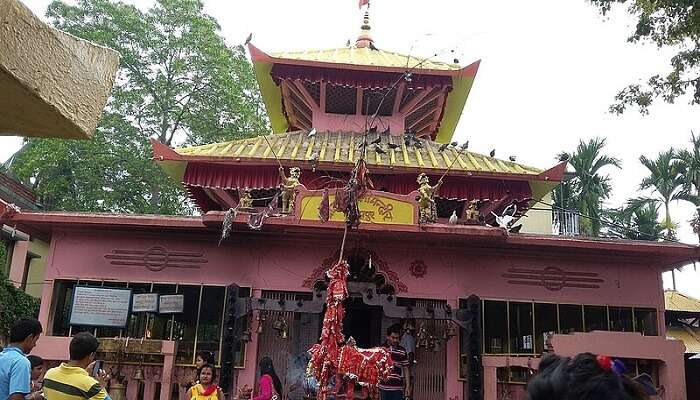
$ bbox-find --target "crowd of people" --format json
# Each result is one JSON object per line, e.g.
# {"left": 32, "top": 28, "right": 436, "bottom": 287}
{"left": 0, "top": 318, "right": 660, "bottom": 400}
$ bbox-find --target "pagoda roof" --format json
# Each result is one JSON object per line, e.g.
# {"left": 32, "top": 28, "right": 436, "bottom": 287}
{"left": 155, "top": 130, "right": 555, "bottom": 180}
{"left": 665, "top": 290, "right": 700, "bottom": 313}
{"left": 267, "top": 46, "right": 463, "bottom": 74}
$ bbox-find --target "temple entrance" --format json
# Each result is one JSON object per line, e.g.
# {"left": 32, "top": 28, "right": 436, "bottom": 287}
{"left": 343, "top": 297, "right": 383, "bottom": 348}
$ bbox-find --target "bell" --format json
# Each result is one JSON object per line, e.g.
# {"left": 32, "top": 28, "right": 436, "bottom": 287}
{"left": 241, "top": 329, "right": 252, "bottom": 342}
{"left": 273, "top": 316, "right": 286, "bottom": 331}
{"left": 445, "top": 321, "right": 458, "bottom": 339}
{"left": 257, "top": 321, "right": 264, "bottom": 334}
{"left": 281, "top": 324, "right": 289, "bottom": 340}
{"left": 133, "top": 366, "right": 144, "bottom": 381}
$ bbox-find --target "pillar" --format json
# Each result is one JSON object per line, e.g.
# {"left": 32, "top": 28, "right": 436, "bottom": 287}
{"left": 161, "top": 341, "right": 176, "bottom": 400}
{"left": 8, "top": 239, "right": 28, "bottom": 288}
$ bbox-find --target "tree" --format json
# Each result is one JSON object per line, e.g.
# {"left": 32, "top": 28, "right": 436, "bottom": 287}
{"left": 638, "top": 149, "right": 684, "bottom": 239}
{"left": 558, "top": 138, "right": 621, "bottom": 237}
{"left": 603, "top": 199, "right": 664, "bottom": 240}
{"left": 677, "top": 132, "right": 700, "bottom": 242}
{"left": 589, "top": 0, "right": 700, "bottom": 114}
{"left": 9, "top": 0, "right": 267, "bottom": 214}
{"left": 0, "top": 274, "right": 40, "bottom": 344}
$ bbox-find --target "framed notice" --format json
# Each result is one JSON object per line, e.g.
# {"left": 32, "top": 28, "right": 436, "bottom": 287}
{"left": 70, "top": 286, "right": 132, "bottom": 328}
{"left": 132, "top": 293, "right": 159, "bottom": 313}
{"left": 159, "top": 294, "right": 185, "bottom": 314}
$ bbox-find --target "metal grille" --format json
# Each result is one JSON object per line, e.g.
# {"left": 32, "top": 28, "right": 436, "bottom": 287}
{"left": 326, "top": 85, "right": 357, "bottom": 114}
{"left": 413, "top": 319, "right": 447, "bottom": 400}
{"left": 303, "top": 81, "right": 321, "bottom": 104}
{"left": 256, "top": 292, "right": 298, "bottom": 399}
{"left": 362, "top": 87, "right": 396, "bottom": 116}
{"left": 552, "top": 211, "right": 580, "bottom": 235}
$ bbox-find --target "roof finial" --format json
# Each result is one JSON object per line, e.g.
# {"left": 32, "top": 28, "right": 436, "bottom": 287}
{"left": 355, "top": 4, "right": 374, "bottom": 49}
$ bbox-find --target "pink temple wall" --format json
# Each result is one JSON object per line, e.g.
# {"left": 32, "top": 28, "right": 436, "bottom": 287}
{"left": 31, "top": 228, "right": 675, "bottom": 400}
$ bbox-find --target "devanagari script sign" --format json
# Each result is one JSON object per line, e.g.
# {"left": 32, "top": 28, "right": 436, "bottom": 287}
{"left": 70, "top": 286, "right": 132, "bottom": 327}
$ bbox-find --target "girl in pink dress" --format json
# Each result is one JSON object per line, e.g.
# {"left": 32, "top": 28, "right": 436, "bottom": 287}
{"left": 253, "top": 357, "right": 282, "bottom": 400}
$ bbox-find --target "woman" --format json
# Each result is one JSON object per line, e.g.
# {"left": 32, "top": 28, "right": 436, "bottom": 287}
{"left": 25, "top": 355, "right": 44, "bottom": 400}
{"left": 186, "top": 351, "right": 216, "bottom": 389}
{"left": 253, "top": 357, "right": 282, "bottom": 400}
{"left": 188, "top": 364, "right": 224, "bottom": 400}
{"left": 526, "top": 352, "right": 648, "bottom": 400}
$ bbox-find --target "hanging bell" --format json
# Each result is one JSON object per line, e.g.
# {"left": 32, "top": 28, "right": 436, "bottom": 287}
{"left": 280, "top": 323, "right": 289, "bottom": 340}
{"left": 433, "top": 338, "right": 441, "bottom": 353}
{"left": 273, "top": 315, "right": 286, "bottom": 331}
{"left": 257, "top": 321, "right": 264, "bottom": 334}
{"left": 445, "top": 321, "right": 458, "bottom": 339}
{"left": 417, "top": 323, "right": 428, "bottom": 348}
{"left": 133, "top": 366, "right": 145, "bottom": 381}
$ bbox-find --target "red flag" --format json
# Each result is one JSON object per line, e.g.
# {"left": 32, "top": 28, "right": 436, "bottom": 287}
{"left": 358, "top": 0, "right": 369, "bottom": 9}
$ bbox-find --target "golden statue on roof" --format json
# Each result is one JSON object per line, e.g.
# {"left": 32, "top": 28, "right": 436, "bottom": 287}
{"left": 416, "top": 173, "right": 442, "bottom": 224}
{"left": 279, "top": 166, "right": 301, "bottom": 214}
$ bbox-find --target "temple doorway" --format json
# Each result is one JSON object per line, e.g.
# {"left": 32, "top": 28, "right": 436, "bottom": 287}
{"left": 343, "top": 296, "right": 383, "bottom": 348}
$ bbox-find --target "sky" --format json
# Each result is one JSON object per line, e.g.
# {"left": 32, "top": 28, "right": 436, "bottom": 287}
{"left": 4, "top": 0, "right": 700, "bottom": 296}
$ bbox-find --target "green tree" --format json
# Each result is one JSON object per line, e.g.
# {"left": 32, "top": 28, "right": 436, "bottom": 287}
{"left": 0, "top": 274, "right": 40, "bottom": 344}
{"left": 638, "top": 149, "right": 684, "bottom": 239}
{"left": 677, "top": 132, "right": 700, "bottom": 242}
{"left": 604, "top": 200, "right": 664, "bottom": 240}
{"left": 558, "top": 138, "right": 622, "bottom": 237}
{"left": 589, "top": 0, "right": 700, "bottom": 114}
{"left": 9, "top": 0, "right": 267, "bottom": 214}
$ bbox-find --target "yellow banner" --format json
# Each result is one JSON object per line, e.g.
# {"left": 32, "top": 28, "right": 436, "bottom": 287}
{"left": 300, "top": 193, "right": 416, "bottom": 225}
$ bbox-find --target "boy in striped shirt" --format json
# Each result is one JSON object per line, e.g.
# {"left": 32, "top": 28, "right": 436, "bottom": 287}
{"left": 378, "top": 324, "right": 410, "bottom": 400}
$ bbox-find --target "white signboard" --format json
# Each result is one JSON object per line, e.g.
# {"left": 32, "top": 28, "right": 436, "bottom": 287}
{"left": 70, "top": 286, "right": 131, "bottom": 327}
{"left": 159, "top": 294, "right": 185, "bottom": 314}
{"left": 132, "top": 293, "right": 159, "bottom": 313}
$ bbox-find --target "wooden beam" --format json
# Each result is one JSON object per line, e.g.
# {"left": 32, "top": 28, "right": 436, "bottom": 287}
{"left": 320, "top": 82, "right": 327, "bottom": 113}
{"left": 280, "top": 81, "right": 303, "bottom": 130}
{"left": 286, "top": 81, "right": 314, "bottom": 113}
{"left": 392, "top": 81, "right": 406, "bottom": 114}
{"left": 292, "top": 79, "right": 320, "bottom": 110}
{"left": 356, "top": 87, "right": 364, "bottom": 115}
{"left": 409, "top": 110, "right": 437, "bottom": 132}
{"left": 289, "top": 94, "right": 313, "bottom": 123}
{"left": 404, "top": 88, "right": 443, "bottom": 118}
{"left": 429, "top": 89, "right": 448, "bottom": 133}
{"left": 399, "top": 87, "right": 432, "bottom": 114}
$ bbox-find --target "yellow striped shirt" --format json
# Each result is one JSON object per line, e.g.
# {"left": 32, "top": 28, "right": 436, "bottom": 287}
{"left": 43, "top": 364, "right": 110, "bottom": 400}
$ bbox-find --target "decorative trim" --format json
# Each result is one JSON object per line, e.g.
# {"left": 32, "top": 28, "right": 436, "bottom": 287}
{"left": 104, "top": 246, "right": 207, "bottom": 272}
{"left": 410, "top": 260, "right": 428, "bottom": 278}
{"left": 501, "top": 266, "right": 604, "bottom": 291}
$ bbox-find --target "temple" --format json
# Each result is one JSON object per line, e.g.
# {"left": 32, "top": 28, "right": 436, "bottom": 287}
{"left": 2, "top": 6, "right": 699, "bottom": 400}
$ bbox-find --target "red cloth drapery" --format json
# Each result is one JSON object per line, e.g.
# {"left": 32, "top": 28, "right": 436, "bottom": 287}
{"left": 184, "top": 163, "right": 532, "bottom": 211}
{"left": 270, "top": 64, "right": 452, "bottom": 90}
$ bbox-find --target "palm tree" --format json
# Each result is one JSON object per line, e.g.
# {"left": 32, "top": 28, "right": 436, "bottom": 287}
{"left": 604, "top": 200, "right": 664, "bottom": 241}
{"left": 676, "top": 132, "right": 700, "bottom": 242}
{"left": 638, "top": 149, "right": 684, "bottom": 239}
{"left": 558, "top": 138, "right": 621, "bottom": 237}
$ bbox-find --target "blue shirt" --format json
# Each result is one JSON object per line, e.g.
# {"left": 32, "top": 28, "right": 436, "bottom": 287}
{"left": 0, "top": 346, "right": 31, "bottom": 399}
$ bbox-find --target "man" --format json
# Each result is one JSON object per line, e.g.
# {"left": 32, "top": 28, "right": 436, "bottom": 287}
{"left": 0, "top": 318, "right": 43, "bottom": 400}
{"left": 399, "top": 325, "right": 416, "bottom": 400}
{"left": 378, "top": 324, "right": 410, "bottom": 400}
{"left": 43, "top": 333, "right": 111, "bottom": 400}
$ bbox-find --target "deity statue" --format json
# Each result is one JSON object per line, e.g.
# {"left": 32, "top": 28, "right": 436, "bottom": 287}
{"left": 238, "top": 187, "right": 254, "bottom": 210}
{"left": 279, "top": 166, "right": 301, "bottom": 214}
{"left": 463, "top": 199, "right": 481, "bottom": 224}
{"left": 416, "top": 173, "right": 442, "bottom": 224}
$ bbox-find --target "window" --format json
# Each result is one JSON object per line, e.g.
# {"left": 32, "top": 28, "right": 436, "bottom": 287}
{"left": 634, "top": 308, "right": 658, "bottom": 336}
{"left": 584, "top": 305, "right": 608, "bottom": 332}
{"left": 558, "top": 304, "right": 583, "bottom": 334}
{"left": 196, "top": 286, "right": 226, "bottom": 365}
{"left": 173, "top": 285, "right": 201, "bottom": 364}
{"left": 609, "top": 307, "right": 633, "bottom": 332}
{"left": 534, "top": 303, "right": 557, "bottom": 354}
{"left": 509, "top": 302, "right": 534, "bottom": 354}
{"left": 126, "top": 283, "right": 152, "bottom": 338}
{"left": 483, "top": 300, "right": 507, "bottom": 353}
{"left": 51, "top": 280, "right": 75, "bottom": 336}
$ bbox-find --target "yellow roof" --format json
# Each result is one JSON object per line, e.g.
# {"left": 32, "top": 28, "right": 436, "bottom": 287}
{"left": 667, "top": 326, "right": 700, "bottom": 353}
{"left": 665, "top": 290, "right": 700, "bottom": 312}
{"left": 270, "top": 47, "right": 461, "bottom": 72}
{"left": 175, "top": 131, "right": 542, "bottom": 176}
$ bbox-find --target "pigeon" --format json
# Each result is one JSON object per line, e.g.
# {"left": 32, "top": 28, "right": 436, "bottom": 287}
{"left": 404, "top": 137, "right": 412, "bottom": 146}
{"left": 460, "top": 141, "right": 469, "bottom": 150}
{"left": 368, "top": 126, "right": 378, "bottom": 134}
{"left": 374, "top": 145, "right": 387, "bottom": 155}
{"left": 453, "top": 58, "right": 460, "bottom": 64}
{"left": 509, "top": 224, "right": 523, "bottom": 234}
{"left": 438, "top": 143, "right": 450, "bottom": 152}
{"left": 244, "top": 33, "right": 253, "bottom": 45}
{"left": 492, "top": 204, "right": 517, "bottom": 229}
{"left": 404, "top": 73, "right": 413, "bottom": 82}
{"left": 370, "top": 136, "right": 381, "bottom": 145}
{"left": 307, "top": 128, "right": 317, "bottom": 138}
{"left": 413, "top": 140, "right": 423, "bottom": 148}
{"left": 387, "top": 143, "right": 400, "bottom": 150}
{"left": 368, "top": 42, "right": 378, "bottom": 51}
{"left": 489, "top": 149, "right": 496, "bottom": 157}
{"left": 346, "top": 39, "right": 351, "bottom": 47}
{"left": 509, "top": 155, "right": 516, "bottom": 162}
{"left": 450, "top": 141, "right": 459, "bottom": 147}
{"left": 559, "top": 153, "right": 570, "bottom": 162}
{"left": 448, "top": 210, "right": 459, "bottom": 225}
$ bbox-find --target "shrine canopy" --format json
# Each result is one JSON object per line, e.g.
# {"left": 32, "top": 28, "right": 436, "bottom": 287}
{"left": 248, "top": 12, "right": 480, "bottom": 144}
{"left": 152, "top": 131, "right": 566, "bottom": 213}
{"left": 0, "top": 0, "right": 119, "bottom": 139}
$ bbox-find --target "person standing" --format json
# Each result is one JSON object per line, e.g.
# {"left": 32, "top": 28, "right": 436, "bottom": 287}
{"left": 0, "top": 318, "right": 43, "bottom": 400}
{"left": 42, "top": 332, "right": 111, "bottom": 400}
{"left": 188, "top": 365, "right": 224, "bottom": 400}
{"left": 26, "top": 355, "right": 45, "bottom": 400}
{"left": 378, "top": 324, "right": 410, "bottom": 400}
